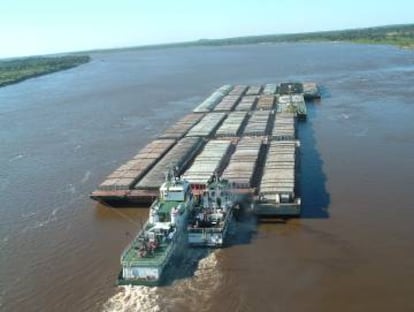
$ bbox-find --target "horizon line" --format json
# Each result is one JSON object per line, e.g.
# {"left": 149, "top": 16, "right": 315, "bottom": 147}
{"left": 1, "top": 22, "right": 413, "bottom": 60}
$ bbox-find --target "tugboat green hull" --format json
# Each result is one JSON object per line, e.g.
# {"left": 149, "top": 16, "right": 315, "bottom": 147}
{"left": 117, "top": 271, "right": 162, "bottom": 287}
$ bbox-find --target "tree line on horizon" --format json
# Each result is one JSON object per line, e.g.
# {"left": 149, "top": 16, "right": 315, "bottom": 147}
{"left": 1, "top": 23, "right": 413, "bottom": 88}
{"left": 0, "top": 55, "right": 90, "bottom": 87}
{"left": 195, "top": 24, "right": 414, "bottom": 47}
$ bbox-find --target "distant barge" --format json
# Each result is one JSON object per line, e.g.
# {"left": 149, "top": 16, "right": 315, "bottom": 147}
{"left": 90, "top": 82, "right": 320, "bottom": 216}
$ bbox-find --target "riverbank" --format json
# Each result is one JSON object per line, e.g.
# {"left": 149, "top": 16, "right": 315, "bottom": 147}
{"left": 1, "top": 24, "right": 412, "bottom": 89}
{"left": 194, "top": 24, "right": 414, "bottom": 49}
{"left": 0, "top": 55, "right": 90, "bottom": 87}
{"left": 81, "top": 23, "right": 414, "bottom": 55}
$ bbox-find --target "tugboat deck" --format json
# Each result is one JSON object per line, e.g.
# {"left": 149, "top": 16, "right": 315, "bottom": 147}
{"left": 121, "top": 238, "right": 172, "bottom": 267}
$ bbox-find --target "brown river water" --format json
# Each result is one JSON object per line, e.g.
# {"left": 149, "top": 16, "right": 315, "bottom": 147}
{"left": 1, "top": 43, "right": 414, "bottom": 312}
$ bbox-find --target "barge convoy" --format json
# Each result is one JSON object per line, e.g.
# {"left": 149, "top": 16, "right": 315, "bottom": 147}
{"left": 92, "top": 81, "right": 320, "bottom": 285}
{"left": 91, "top": 81, "right": 319, "bottom": 217}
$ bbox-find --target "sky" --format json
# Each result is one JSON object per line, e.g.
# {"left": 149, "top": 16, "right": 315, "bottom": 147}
{"left": 1, "top": 0, "right": 413, "bottom": 58}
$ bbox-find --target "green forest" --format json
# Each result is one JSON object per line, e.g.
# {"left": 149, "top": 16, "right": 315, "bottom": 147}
{"left": 114, "top": 23, "right": 414, "bottom": 52}
{"left": 196, "top": 24, "right": 414, "bottom": 47}
{"left": 0, "top": 55, "right": 90, "bottom": 87}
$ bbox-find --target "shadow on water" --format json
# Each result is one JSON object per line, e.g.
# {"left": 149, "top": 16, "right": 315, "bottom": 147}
{"left": 297, "top": 101, "right": 330, "bottom": 218}
{"left": 318, "top": 85, "right": 331, "bottom": 99}
{"left": 229, "top": 209, "right": 258, "bottom": 245}
{"left": 162, "top": 247, "right": 210, "bottom": 286}
{"left": 162, "top": 207, "right": 257, "bottom": 286}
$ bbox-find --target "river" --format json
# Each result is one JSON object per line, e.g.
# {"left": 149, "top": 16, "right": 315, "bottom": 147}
{"left": 1, "top": 42, "right": 414, "bottom": 311}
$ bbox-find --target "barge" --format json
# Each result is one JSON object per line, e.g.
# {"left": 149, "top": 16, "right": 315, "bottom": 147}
{"left": 254, "top": 140, "right": 301, "bottom": 216}
{"left": 91, "top": 82, "right": 321, "bottom": 217}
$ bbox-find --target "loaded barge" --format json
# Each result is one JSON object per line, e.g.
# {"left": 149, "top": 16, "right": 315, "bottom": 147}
{"left": 91, "top": 82, "right": 320, "bottom": 217}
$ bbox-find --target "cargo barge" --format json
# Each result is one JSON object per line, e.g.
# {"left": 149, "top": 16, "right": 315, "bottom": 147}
{"left": 91, "top": 82, "right": 321, "bottom": 217}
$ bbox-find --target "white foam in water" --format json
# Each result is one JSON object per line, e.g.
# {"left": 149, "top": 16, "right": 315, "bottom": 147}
{"left": 102, "top": 286, "right": 161, "bottom": 312}
{"left": 21, "top": 214, "right": 57, "bottom": 234}
{"left": 23, "top": 193, "right": 85, "bottom": 233}
{"left": 66, "top": 183, "right": 77, "bottom": 194}
{"left": 8, "top": 153, "right": 24, "bottom": 162}
{"left": 166, "top": 251, "right": 222, "bottom": 312}
{"left": 81, "top": 170, "right": 91, "bottom": 184}
{"left": 19, "top": 202, "right": 68, "bottom": 234}
{"left": 103, "top": 251, "right": 221, "bottom": 312}
{"left": 21, "top": 211, "right": 37, "bottom": 218}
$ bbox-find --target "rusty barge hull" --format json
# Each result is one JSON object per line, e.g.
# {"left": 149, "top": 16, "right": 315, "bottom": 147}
{"left": 90, "top": 189, "right": 159, "bottom": 205}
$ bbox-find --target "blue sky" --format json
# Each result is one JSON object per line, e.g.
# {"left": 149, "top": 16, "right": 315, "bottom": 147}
{"left": 1, "top": 0, "right": 413, "bottom": 58}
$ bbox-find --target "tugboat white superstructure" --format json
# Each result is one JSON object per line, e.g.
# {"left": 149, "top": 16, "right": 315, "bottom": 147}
{"left": 118, "top": 170, "right": 193, "bottom": 286}
{"left": 187, "top": 176, "right": 235, "bottom": 247}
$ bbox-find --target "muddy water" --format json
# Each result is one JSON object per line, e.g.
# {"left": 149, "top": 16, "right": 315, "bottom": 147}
{"left": 1, "top": 43, "right": 414, "bottom": 312}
